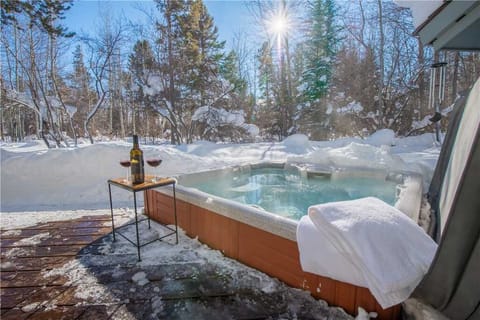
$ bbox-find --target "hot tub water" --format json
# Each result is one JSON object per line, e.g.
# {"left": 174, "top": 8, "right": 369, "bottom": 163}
{"left": 183, "top": 167, "right": 398, "bottom": 221}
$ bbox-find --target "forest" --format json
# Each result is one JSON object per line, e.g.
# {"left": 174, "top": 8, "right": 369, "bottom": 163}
{"left": 1, "top": 0, "right": 479, "bottom": 147}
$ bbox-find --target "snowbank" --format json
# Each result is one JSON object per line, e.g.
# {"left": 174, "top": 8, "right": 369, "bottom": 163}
{"left": 289, "top": 142, "right": 406, "bottom": 172}
{"left": 282, "top": 134, "right": 312, "bottom": 154}
{"left": 0, "top": 132, "right": 439, "bottom": 212}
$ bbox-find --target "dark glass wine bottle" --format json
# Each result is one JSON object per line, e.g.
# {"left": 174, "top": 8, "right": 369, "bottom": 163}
{"left": 130, "top": 135, "right": 144, "bottom": 184}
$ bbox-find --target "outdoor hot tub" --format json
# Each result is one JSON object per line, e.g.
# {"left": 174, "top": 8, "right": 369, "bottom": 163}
{"left": 145, "top": 162, "right": 423, "bottom": 319}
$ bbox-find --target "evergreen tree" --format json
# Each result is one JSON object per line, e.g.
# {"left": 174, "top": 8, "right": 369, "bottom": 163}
{"left": 129, "top": 40, "right": 156, "bottom": 93}
{"left": 1, "top": 0, "right": 74, "bottom": 37}
{"left": 256, "top": 41, "right": 282, "bottom": 139}
{"left": 220, "top": 50, "right": 247, "bottom": 93}
{"left": 257, "top": 41, "right": 275, "bottom": 111}
{"left": 71, "top": 45, "right": 91, "bottom": 94}
{"left": 152, "top": 0, "right": 240, "bottom": 143}
{"left": 218, "top": 50, "right": 253, "bottom": 123}
{"left": 154, "top": 0, "right": 186, "bottom": 143}
{"left": 181, "top": 0, "right": 225, "bottom": 107}
{"left": 128, "top": 40, "right": 157, "bottom": 134}
{"left": 69, "top": 45, "right": 92, "bottom": 136}
{"left": 302, "top": 0, "right": 339, "bottom": 101}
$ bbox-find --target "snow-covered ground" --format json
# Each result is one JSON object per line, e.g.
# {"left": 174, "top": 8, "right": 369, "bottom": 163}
{"left": 0, "top": 130, "right": 440, "bottom": 213}
{"left": 0, "top": 130, "right": 441, "bottom": 319}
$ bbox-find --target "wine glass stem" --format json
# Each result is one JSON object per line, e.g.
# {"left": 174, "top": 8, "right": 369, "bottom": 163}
{"left": 126, "top": 168, "right": 129, "bottom": 183}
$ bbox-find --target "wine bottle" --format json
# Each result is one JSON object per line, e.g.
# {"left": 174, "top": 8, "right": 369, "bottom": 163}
{"left": 130, "top": 135, "right": 144, "bottom": 184}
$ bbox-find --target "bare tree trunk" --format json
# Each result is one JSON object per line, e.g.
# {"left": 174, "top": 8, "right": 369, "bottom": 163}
{"left": 26, "top": 28, "right": 52, "bottom": 148}
{"left": 50, "top": 34, "right": 77, "bottom": 146}
{"left": 451, "top": 52, "right": 460, "bottom": 103}
{"left": 167, "top": 1, "right": 177, "bottom": 144}
{"left": 377, "top": 0, "right": 385, "bottom": 125}
{"left": 85, "top": 92, "right": 107, "bottom": 144}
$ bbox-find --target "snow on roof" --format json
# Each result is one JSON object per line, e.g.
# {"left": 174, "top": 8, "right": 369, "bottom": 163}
{"left": 394, "top": 0, "right": 443, "bottom": 29}
{"left": 396, "top": 0, "right": 480, "bottom": 50}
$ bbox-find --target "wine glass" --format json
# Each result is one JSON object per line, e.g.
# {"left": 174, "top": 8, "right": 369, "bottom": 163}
{"left": 120, "top": 160, "right": 131, "bottom": 183}
{"left": 146, "top": 159, "right": 162, "bottom": 182}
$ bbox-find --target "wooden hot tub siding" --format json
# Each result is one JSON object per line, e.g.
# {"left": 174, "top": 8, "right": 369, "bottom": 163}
{"left": 145, "top": 190, "right": 401, "bottom": 319}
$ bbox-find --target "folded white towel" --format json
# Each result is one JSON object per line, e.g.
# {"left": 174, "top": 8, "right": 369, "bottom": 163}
{"left": 304, "top": 197, "right": 437, "bottom": 308}
{"left": 297, "top": 215, "right": 367, "bottom": 287}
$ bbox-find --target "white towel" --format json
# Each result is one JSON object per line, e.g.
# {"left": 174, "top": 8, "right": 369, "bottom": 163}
{"left": 301, "top": 197, "right": 437, "bottom": 308}
{"left": 297, "top": 215, "right": 367, "bottom": 287}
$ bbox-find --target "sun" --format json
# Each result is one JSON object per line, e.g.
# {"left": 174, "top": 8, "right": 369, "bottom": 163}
{"left": 266, "top": 8, "right": 290, "bottom": 40}
{"left": 269, "top": 14, "right": 289, "bottom": 37}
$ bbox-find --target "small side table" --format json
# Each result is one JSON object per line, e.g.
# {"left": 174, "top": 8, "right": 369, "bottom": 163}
{"left": 108, "top": 176, "right": 178, "bottom": 261}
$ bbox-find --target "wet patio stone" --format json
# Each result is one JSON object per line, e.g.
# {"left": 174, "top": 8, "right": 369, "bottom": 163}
{"left": 1, "top": 214, "right": 352, "bottom": 320}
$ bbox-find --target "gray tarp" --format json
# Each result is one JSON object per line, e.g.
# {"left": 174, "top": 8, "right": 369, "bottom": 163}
{"left": 413, "top": 79, "right": 480, "bottom": 319}
{"left": 427, "top": 92, "right": 468, "bottom": 241}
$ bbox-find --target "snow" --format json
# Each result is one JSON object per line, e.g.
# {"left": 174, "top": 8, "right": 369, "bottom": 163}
{"left": 411, "top": 115, "right": 433, "bottom": 130}
{"left": 355, "top": 307, "right": 378, "bottom": 320}
{"left": 143, "top": 74, "right": 164, "bottom": 96}
{"left": 337, "top": 101, "right": 363, "bottom": 114}
{"left": 0, "top": 131, "right": 442, "bottom": 317}
{"left": 326, "top": 103, "right": 333, "bottom": 115}
{"left": 13, "top": 232, "right": 50, "bottom": 246}
{"left": 27, "top": 213, "right": 351, "bottom": 319}
{"left": 192, "top": 106, "right": 259, "bottom": 137}
{"left": 364, "top": 129, "right": 395, "bottom": 147}
{"left": 282, "top": 134, "right": 312, "bottom": 154}
{"left": 395, "top": 0, "right": 443, "bottom": 29}
{"left": 65, "top": 104, "right": 78, "bottom": 117}
{"left": 242, "top": 123, "right": 260, "bottom": 137}
{"left": 132, "top": 271, "right": 150, "bottom": 286}
{"left": 1, "top": 131, "right": 440, "bottom": 212}
{"left": 193, "top": 106, "right": 244, "bottom": 126}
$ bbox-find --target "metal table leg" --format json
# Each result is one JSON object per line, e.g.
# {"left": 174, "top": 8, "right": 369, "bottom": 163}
{"left": 133, "top": 191, "right": 141, "bottom": 262}
{"left": 145, "top": 190, "right": 151, "bottom": 229}
{"left": 173, "top": 184, "right": 178, "bottom": 244}
{"left": 108, "top": 183, "right": 116, "bottom": 241}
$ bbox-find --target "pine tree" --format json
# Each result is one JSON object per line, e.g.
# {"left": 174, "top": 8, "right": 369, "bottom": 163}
{"left": 155, "top": 0, "right": 186, "bottom": 144}
{"left": 71, "top": 45, "right": 91, "bottom": 94}
{"left": 218, "top": 50, "right": 253, "bottom": 123}
{"left": 256, "top": 41, "right": 282, "bottom": 139}
{"left": 257, "top": 41, "right": 275, "bottom": 111}
{"left": 129, "top": 40, "right": 156, "bottom": 92}
{"left": 153, "top": 0, "right": 235, "bottom": 143}
{"left": 69, "top": 45, "right": 92, "bottom": 136}
{"left": 1, "top": 0, "right": 74, "bottom": 37}
{"left": 128, "top": 40, "right": 157, "bottom": 134}
{"left": 181, "top": 0, "right": 225, "bottom": 107}
{"left": 302, "top": 0, "right": 339, "bottom": 101}
{"left": 220, "top": 50, "right": 247, "bottom": 93}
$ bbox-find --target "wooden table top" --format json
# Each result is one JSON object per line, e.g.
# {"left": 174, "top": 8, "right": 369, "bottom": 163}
{"left": 108, "top": 176, "right": 176, "bottom": 192}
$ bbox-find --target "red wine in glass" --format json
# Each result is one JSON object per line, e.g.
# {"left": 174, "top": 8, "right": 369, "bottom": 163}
{"left": 146, "top": 159, "right": 162, "bottom": 182}
{"left": 120, "top": 160, "right": 131, "bottom": 183}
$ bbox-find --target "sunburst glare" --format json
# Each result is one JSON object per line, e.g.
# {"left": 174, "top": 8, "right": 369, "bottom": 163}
{"left": 266, "top": 6, "right": 291, "bottom": 52}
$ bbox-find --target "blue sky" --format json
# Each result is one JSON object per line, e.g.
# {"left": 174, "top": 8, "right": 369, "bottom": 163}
{"left": 64, "top": 0, "right": 256, "bottom": 51}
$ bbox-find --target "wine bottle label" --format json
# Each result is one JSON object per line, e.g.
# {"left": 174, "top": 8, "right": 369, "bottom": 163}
{"left": 130, "top": 135, "right": 144, "bottom": 185}
{"left": 131, "top": 156, "right": 144, "bottom": 184}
